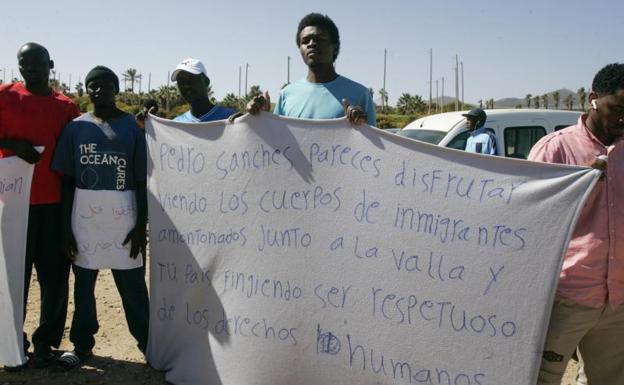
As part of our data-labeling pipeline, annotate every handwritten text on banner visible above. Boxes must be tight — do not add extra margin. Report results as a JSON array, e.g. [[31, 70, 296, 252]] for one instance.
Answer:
[[145, 113, 598, 385]]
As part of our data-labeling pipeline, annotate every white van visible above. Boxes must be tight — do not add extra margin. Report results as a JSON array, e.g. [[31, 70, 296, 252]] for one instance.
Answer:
[[398, 109, 581, 159]]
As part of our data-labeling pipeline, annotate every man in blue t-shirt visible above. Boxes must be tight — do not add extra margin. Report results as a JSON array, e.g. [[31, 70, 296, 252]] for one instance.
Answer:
[[247, 13, 375, 126], [51, 66, 149, 370], [463, 107, 497, 155], [171, 58, 235, 122]]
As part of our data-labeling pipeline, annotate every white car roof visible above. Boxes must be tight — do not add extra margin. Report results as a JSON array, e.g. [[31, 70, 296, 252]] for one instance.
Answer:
[[402, 111, 465, 132], [402, 109, 581, 132]]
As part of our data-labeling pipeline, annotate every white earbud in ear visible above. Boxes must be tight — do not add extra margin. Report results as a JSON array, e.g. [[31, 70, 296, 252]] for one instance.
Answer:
[[591, 100, 598, 110]]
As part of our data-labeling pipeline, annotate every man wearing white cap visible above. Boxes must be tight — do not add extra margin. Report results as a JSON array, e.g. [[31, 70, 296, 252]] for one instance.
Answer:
[[171, 58, 235, 122]]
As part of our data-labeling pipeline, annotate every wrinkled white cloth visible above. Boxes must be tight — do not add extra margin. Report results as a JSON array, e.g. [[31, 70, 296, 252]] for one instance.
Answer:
[[72, 188, 142, 270]]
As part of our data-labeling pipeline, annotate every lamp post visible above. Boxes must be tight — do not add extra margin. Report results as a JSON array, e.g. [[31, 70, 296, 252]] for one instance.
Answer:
[[287, 56, 291, 85], [382, 48, 387, 113], [245, 63, 249, 96], [428, 48, 432, 114]]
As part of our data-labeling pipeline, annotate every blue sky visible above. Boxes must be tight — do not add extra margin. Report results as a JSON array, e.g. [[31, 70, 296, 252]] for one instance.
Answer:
[[2, 0, 622, 105]]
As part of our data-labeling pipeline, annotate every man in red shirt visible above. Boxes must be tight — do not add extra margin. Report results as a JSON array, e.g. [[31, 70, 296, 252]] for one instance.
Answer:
[[0, 42, 80, 369], [529, 63, 624, 384]]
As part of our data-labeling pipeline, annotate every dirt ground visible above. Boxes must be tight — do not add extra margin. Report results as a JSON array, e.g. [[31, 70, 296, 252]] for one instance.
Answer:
[[0, 267, 168, 385], [0, 268, 578, 385]]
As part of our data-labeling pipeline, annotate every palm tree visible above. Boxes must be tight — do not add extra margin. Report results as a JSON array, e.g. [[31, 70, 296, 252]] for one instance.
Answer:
[[157, 85, 182, 112], [220, 93, 241, 111], [396, 93, 425, 115], [379, 88, 389, 113], [122, 68, 141, 93], [247, 85, 262, 100], [525, 94, 532, 108], [564, 94, 574, 110], [551, 91, 560, 110], [75, 82, 84, 97], [241, 85, 263, 106], [541, 94, 549, 109], [533, 95, 540, 109], [577, 87, 586, 110], [49, 78, 60, 92], [206, 84, 215, 102]]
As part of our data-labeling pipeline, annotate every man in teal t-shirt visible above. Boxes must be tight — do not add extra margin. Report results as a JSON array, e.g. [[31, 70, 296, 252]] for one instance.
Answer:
[[274, 75, 375, 126], [248, 13, 375, 126]]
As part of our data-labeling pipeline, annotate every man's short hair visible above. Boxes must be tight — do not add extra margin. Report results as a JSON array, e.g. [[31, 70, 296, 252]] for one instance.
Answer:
[[592, 63, 624, 96], [296, 13, 340, 61], [17, 42, 50, 61]]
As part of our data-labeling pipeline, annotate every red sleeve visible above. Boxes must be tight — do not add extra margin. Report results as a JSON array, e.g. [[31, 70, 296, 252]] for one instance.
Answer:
[[67, 100, 81, 121]]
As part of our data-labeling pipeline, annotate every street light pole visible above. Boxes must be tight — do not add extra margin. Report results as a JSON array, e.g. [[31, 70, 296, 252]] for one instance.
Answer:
[[383, 48, 387, 113], [166, 70, 170, 112], [245, 63, 249, 96], [429, 48, 432, 114], [441, 76, 445, 112], [455, 54, 459, 111], [435, 79, 439, 112], [238, 66, 242, 99], [461, 61, 464, 110], [287, 56, 291, 85]]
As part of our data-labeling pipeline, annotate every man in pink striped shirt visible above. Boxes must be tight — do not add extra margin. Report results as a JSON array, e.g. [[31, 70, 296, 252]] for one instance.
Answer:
[[529, 63, 624, 385]]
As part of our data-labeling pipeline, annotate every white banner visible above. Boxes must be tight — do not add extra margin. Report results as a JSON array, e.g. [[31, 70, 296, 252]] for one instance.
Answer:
[[71, 188, 141, 270], [146, 113, 599, 385], [0, 156, 34, 367]]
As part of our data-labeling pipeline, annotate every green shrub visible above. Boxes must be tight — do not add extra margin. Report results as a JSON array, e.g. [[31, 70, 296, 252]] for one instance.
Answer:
[[376, 113, 419, 129]]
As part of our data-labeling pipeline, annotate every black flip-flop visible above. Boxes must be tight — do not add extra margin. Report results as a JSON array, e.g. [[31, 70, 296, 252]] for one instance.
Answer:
[[32, 351, 57, 368]]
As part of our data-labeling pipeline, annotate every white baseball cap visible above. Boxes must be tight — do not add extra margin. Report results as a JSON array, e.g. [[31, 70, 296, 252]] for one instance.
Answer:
[[171, 58, 208, 81]]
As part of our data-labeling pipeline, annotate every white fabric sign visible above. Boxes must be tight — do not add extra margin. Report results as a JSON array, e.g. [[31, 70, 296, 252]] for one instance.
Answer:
[[72, 188, 142, 270], [0, 156, 34, 366], [146, 113, 599, 385]]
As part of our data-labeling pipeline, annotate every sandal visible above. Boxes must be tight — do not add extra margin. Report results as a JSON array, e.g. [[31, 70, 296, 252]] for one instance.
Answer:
[[33, 349, 57, 368], [55, 350, 92, 371]]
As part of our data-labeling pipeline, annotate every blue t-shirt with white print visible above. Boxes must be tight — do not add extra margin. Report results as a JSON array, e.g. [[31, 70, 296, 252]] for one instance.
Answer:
[[274, 75, 376, 126], [174, 105, 235, 122], [52, 112, 146, 191]]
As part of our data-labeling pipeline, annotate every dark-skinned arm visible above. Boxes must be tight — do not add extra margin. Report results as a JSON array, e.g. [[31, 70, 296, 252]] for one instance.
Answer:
[[61, 175, 77, 260], [123, 181, 147, 259], [0, 138, 41, 163]]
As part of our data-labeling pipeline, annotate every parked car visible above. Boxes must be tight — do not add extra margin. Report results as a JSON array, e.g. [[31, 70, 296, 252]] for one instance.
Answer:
[[397, 109, 581, 159]]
